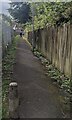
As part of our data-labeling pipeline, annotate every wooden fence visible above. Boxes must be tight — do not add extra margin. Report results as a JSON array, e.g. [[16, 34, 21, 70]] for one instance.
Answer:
[[28, 24, 72, 78]]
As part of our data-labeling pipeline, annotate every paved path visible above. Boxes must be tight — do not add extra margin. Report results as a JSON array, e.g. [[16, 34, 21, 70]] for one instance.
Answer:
[[12, 37, 63, 118]]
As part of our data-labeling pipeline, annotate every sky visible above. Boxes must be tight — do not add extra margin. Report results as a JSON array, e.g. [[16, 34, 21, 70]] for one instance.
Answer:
[[0, 1, 10, 15], [0, 0, 9, 2], [0, 0, 29, 16], [0, 0, 28, 15]]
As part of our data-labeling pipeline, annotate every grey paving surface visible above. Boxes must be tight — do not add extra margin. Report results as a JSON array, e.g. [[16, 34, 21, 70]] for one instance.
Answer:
[[12, 37, 63, 118]]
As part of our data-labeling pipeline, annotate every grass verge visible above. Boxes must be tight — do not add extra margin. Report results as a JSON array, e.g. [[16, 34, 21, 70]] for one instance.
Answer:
[[2, 36, 19, 118]]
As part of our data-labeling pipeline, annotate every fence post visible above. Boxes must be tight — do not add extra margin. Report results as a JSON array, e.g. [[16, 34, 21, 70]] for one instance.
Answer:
[[9, 82, 19, 119]]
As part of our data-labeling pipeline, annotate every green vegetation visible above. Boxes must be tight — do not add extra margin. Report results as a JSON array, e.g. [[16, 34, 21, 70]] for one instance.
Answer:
[[33, 48, 71, 94], [25, 1, 72, 31], [32, 2, 72, 28], [2, 36, 19, 118]]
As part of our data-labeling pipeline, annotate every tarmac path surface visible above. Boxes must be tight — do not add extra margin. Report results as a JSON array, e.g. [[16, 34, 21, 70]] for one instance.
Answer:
[[12, 37, 64, 118]]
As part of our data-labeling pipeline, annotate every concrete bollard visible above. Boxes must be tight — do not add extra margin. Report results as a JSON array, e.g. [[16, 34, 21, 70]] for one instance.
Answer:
[[9, 82, 19, 119]]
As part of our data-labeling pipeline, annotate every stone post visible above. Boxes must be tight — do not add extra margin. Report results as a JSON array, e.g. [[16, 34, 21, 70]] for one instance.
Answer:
[[9, 82, 19, 119]]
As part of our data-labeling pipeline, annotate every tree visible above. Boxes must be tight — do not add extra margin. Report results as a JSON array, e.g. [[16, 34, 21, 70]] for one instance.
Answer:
[[8, 2, 31, 23], [31, 1, 72, 29]]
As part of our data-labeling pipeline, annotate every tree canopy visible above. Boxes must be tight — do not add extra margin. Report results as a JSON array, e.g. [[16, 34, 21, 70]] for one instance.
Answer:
[[8, 2, 31, 23], [8, 1, 72, 30], [32, 2, 72, 29]]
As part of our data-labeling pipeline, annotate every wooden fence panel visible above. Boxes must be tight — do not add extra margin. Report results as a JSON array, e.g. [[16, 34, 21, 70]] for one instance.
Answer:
[[28, 23, 72, 78]]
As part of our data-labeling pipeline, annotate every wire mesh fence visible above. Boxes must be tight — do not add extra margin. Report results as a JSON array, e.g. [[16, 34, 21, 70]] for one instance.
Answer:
[[2, 18, 14, 56], [0, 14, 2, 120]]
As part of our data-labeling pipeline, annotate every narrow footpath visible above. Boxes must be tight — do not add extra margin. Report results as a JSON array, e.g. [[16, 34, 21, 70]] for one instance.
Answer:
[[12, 37, 64, 118]]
